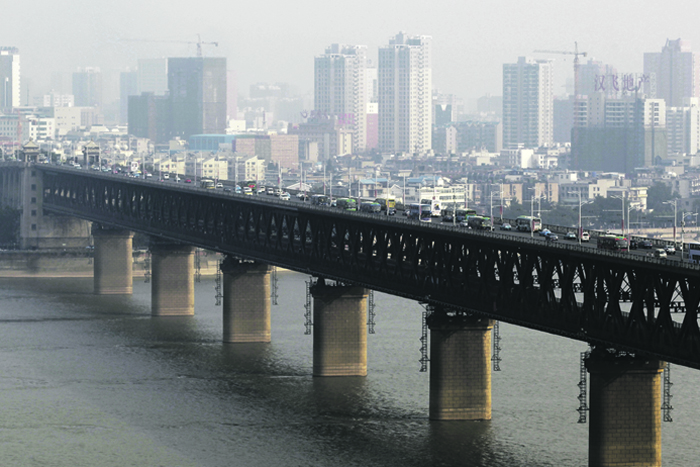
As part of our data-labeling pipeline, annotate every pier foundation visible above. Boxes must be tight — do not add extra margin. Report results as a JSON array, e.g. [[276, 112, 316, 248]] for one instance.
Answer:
[[586, 349, 664, 467], [221, 257, 271, 343], [428, 310, 494, 421], [311, 280, 368, 376], [93, 226, 133, 295], [151, 241, 195, 316]]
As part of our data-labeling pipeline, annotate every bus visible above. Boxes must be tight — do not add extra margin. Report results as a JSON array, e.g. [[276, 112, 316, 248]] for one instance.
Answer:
[[515, 215, 542, 232], [408, 203, 432, 222], [311, 194, 331, 206], [598, 234, 629, 252], [200, 179, 215, 189], [336, 198, 358, 211], [375, 197, 396, 215], [360, 202, 381, 214], [420, 199, 441, 217], [465, 215, 493, 231]]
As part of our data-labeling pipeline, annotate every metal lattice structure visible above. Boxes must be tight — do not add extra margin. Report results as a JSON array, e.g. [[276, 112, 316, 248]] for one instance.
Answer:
[[367, 290, 376, 334], [577, 349, 591, 423], [492, 320, 502, 371], [662, 362, 674, 422], [39, 166, 700, 370]]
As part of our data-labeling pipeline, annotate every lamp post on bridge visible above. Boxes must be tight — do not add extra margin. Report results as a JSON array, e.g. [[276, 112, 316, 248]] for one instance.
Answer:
[[663, 199, 678, 246]]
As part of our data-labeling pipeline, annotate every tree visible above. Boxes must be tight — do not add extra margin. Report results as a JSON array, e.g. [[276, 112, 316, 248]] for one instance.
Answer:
[[646, 182, 675, 212]]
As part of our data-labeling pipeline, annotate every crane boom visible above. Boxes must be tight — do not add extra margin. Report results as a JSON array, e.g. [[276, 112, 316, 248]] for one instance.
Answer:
[[120, 35, 218, 57]]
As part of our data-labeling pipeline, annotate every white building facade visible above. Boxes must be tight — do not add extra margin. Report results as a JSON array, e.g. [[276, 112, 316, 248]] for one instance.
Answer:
[[502, 57, 553, 149], [378, 32, 432, 154], [314, 44, 367, 153], [0, 47, 20, 109]]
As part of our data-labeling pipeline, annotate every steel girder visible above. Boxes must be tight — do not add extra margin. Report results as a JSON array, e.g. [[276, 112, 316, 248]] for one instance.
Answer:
[[39, 166, 700, 369]]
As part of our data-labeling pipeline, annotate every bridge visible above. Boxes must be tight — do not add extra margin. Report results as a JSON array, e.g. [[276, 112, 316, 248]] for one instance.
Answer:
[[4, 162, 698, 466]]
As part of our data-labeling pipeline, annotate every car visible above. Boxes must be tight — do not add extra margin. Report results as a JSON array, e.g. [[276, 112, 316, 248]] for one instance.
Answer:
[[216, 183, 224, 189], [565, 232, 577, 240], [235, 185, 242, 194], [500, 223, 512, 231], [174, 176, 181, 182], [665, 244, 676, 255], [297, 193, 309, 201], [639, 240, 654, 249], [223, 187, 232, 193], [273, 188, 282, 196], [267, 187, 275, 195], [539, 229, 551, 237], [581, 232, 590, 242], [184, 179, 192, 183], [629, 239, 638, 250], [243, 187, 253, 195], [279, 192, 291, 201], [653, 248, 667, 259], [545, 233, 559, 242], [257, 187, 266, 194]]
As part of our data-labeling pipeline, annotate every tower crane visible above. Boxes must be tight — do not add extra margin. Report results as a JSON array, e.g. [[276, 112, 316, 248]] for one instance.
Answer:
[[120, 34, 218, 57], [534, 42, 588, 125]]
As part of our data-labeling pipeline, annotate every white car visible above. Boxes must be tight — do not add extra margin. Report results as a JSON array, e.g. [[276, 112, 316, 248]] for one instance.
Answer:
[[581, 232, 590, 242], [216, 183, 223, 189], [279, 192, 291, 201]]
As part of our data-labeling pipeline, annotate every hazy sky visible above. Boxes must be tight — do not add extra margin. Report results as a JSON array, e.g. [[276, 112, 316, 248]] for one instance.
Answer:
[[6, 0, 700, 103]]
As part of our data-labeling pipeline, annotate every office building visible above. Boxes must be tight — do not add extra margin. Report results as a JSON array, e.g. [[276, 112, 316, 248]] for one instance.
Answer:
[[137, 58, 168, 95], [72, 67, 103, 107], [502, 57, 554, 148], [168, 57, 227, 139], [644, 39, 700, 108], [378, 32, 432, 154], [314, 44, 367, 153], [666, 99, 700, 156], [0, 47, 20, 108], [120, 71, 138, 125]]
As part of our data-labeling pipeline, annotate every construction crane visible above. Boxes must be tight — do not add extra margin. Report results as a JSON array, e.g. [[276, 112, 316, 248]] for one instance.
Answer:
[[534, 42, 587, 97], [120, 34, 218, 57]]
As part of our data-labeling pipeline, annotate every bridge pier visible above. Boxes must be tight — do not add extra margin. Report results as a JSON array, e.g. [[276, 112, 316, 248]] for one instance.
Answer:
[[311, 280, 368, 377], [150, 241, 195, 316], [586, 349, 664, 467], [428, 309, 494, 421], [93, 226, 134, 295], [221, 257, 271, 343]]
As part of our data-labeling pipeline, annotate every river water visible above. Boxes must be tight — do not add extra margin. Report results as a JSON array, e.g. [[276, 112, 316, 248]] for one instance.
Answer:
[[0, 271, 698, 466]]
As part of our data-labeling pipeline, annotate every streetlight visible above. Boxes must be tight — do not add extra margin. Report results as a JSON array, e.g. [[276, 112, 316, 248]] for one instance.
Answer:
[[578, 190, 594, 245], [611, 194, 627, 239], [663, 200, 678, 246]]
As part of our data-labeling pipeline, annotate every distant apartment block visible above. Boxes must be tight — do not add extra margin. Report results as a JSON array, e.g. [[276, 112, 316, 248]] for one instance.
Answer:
[[137, 58, 168, 95], [42, 92, 74, 107], [571, 95, 667, 172], [314, 44, 367, 153], [666, 99, 700, 156], [72, 67, 103, 108], [0, 47, 20, 108], [502, 57, 553, 148], [454, 121, 502, 153], [378, 32, 432, 154], [168, 57, 227, 139], [644, 39, 700, 107]]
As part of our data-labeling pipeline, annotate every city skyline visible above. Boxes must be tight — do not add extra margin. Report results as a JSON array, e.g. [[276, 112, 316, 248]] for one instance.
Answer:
[[4, 0, 700, 105]]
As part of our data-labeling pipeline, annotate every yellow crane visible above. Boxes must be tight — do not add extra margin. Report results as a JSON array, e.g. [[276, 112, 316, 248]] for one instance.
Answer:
[[121, 34, 218, 57]]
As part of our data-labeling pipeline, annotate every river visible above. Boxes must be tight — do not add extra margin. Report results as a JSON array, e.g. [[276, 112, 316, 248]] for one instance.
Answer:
[[0, 271, 698, 466]]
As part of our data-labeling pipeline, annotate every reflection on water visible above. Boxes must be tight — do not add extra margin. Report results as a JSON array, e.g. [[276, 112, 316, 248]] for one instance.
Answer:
[[0, 273, 698, 466]]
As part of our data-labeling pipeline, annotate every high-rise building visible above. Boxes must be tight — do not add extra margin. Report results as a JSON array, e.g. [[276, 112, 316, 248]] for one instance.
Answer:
[[314, 44, 367, 153], [571, 94, 666, 172], [0, 47, 20, 108], [137, 58, 168, 95], [168, 57, 227, 139], [378, 32, 432, 154], [644, 39, 700, 108], [72, 67, 103, 108], [503, 57, 553, 149], [120, 71, 138, 125], [666, 98, 700, 156]]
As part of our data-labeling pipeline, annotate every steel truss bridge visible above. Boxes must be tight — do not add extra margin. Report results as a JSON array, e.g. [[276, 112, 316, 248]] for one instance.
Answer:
[[39, 166, 700, 369]]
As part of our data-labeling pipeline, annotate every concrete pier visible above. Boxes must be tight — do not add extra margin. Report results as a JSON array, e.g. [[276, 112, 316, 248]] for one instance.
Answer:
[[93, 227, 133, 294], [586, 349, 664, 467], [221, 257, 271, 343], [150, 241, 195, 316], [311, 280, 368, 377], [428, 311, 494, 421]]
